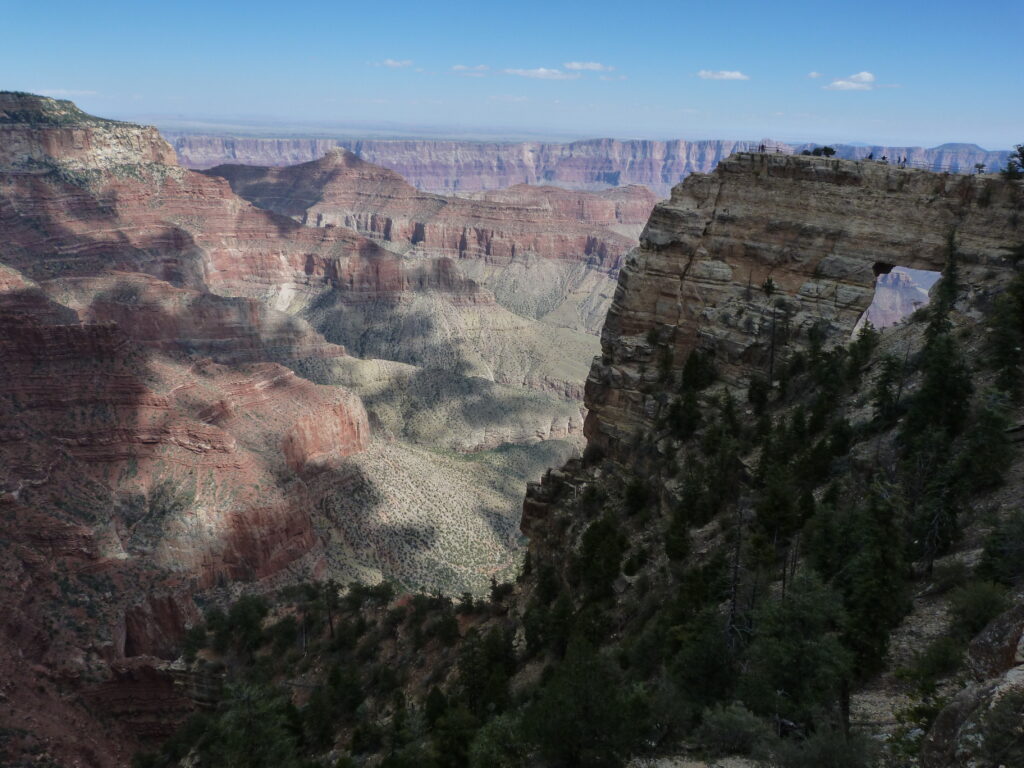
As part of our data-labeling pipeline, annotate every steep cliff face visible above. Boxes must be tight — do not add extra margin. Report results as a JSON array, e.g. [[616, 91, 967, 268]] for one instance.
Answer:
[[206, 148, 652, 272], [581, 152, 1022, 458], [167, 132, 1012, 197], [516, 155, 1023, 766], [205, 149, 654, 337]]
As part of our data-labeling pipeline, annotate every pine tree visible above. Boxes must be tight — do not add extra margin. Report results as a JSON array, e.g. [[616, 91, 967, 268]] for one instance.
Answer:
[[871, 354, 902, 424], [523, 638, 643, 767], [739, 573, 852, 727], [834, 487, 909, 676]]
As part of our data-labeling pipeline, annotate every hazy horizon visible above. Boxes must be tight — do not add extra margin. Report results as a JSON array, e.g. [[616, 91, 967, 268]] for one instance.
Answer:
[[6, 0, 1021, 150], [141, 113, 1010, 151]]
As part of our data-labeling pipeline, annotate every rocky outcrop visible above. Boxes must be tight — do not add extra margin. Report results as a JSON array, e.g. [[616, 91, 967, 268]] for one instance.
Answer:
[[1, 92, 176, 171], [579, 153, 1022, 459], [206, 149, 653, 273], [206, 149, 654, 337], [919, 600, 1024, 767], [167, 133, 1012, 197]]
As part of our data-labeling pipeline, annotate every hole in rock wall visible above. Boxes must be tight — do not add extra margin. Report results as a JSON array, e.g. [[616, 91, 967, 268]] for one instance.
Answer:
[[854, 266, 941, 334]]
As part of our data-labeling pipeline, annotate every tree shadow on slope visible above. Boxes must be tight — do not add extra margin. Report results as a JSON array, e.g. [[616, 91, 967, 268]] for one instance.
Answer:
[[309, 460, 479, 594]]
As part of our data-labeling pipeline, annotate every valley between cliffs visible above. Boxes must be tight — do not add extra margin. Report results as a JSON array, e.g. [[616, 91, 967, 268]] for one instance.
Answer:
[[125, 149, 1024, 768], [3, 89, 1023, 768], [0, 92, 608, 766]]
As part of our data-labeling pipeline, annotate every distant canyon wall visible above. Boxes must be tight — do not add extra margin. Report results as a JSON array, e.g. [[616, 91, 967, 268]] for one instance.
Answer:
[[165, 133, 1012, 197]]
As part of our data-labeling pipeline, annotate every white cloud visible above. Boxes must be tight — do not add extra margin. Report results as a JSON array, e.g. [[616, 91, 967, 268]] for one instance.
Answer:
[[380, 58, 413, 68], [503, 67, 581, 80], [36, 89, 98, 97], [452, 64, 489, 77], [564, 61, 614, 72], [825, 71, 876, 90], [698, 70, 750, 80], [600, 74, 628, 81], [807, 71, 823, 78]]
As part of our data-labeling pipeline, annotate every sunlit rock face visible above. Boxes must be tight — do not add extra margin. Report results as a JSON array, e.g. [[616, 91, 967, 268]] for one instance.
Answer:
[[0, 92, 592, 765], [577, 152, 1023, 461], [205, 148, 655, 337], [0, 94, 380, 765]]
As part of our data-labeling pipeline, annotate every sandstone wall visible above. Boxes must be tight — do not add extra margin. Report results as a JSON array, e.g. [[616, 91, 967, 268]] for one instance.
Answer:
[[580, 152, 1023, 460]]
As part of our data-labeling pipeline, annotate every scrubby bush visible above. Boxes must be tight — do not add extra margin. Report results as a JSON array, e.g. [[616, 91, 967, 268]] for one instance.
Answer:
[[979, 509, 1024, 585], [901, 636, 964, 695], [694, 702, 773, 757], [770, 725, 879, 768], [949, 581, 1007, 638]]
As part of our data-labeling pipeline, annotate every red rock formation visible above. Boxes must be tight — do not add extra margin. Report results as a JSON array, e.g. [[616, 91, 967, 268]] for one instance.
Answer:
[[0, 93, 381, 766], [205, 149, 654, 274]]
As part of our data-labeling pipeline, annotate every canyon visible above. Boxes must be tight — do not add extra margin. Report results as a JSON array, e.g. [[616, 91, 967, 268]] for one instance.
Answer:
[[166, 132, 1012, 197], [0, 92, 610, 765], [125, 143, 1024, 768], [3, 89, 1022, 768], [204, 148, 654, 337]]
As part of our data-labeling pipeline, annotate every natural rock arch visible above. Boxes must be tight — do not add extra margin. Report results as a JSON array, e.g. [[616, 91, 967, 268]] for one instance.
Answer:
[[585, 152, 1023, 454]]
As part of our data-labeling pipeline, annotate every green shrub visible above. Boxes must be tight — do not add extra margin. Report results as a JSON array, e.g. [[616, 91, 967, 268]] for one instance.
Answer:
[[979, 509, 1024, 585], [468, 713, 528, 768], [949, 581, 1007, 638], [181, 625, 207, 663], [901, 636, 964, 695], [770, 725, 879, 768], [681, 349, 718, 392], [695, 703, 773, 757], [575, 515, 627, 598]]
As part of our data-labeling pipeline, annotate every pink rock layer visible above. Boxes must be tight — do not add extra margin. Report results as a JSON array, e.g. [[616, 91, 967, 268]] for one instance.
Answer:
[[206, 148, 656, 275]]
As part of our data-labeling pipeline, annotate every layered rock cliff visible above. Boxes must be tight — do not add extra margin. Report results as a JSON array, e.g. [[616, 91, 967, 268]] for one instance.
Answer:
[[0, 93, 587, 766], [167, 132, 1012, 197], [205, 148, 654, 336], [580, 152, 1021, 458], [517, 153, 1023, 766], [206, 148, 652, 272]]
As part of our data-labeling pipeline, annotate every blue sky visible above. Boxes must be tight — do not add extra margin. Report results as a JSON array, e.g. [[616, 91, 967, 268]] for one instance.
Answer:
[[4, 0, 1021, 147]]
